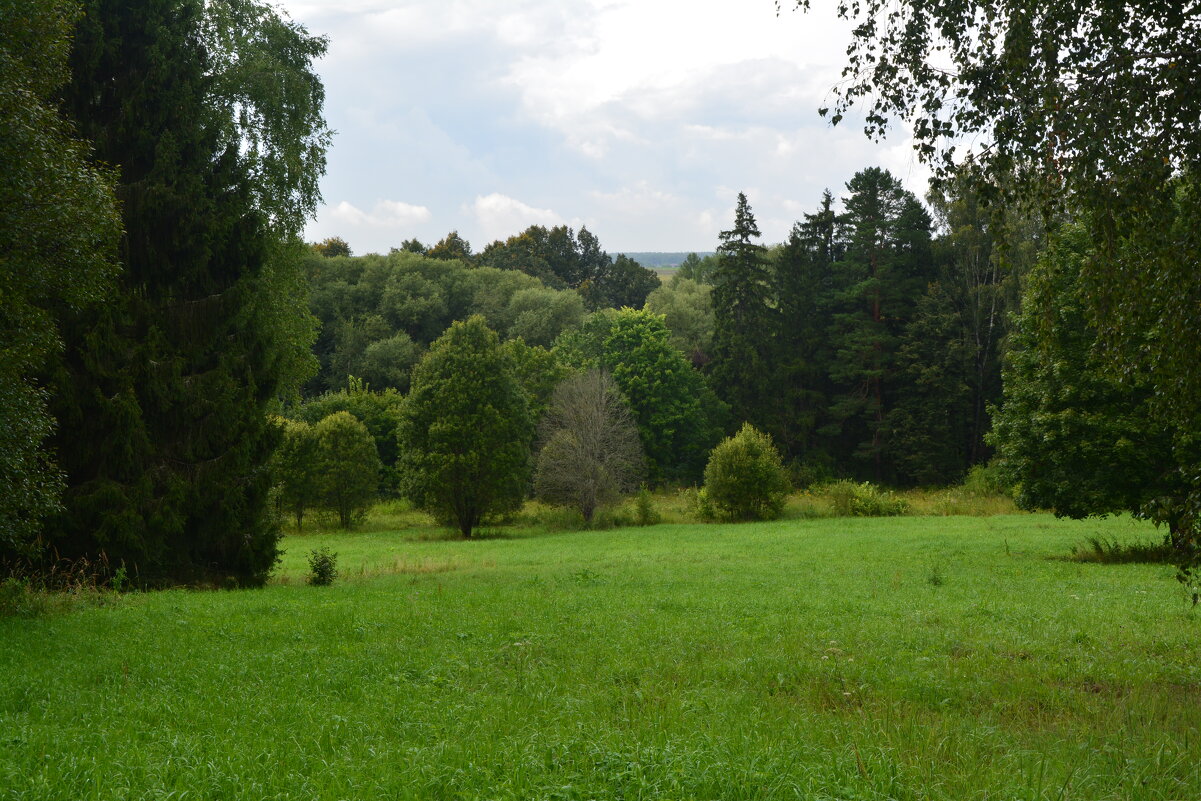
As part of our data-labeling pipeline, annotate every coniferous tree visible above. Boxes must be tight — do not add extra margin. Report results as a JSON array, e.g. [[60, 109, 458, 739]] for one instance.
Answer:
[[768, 192, 839, 463], [45, 0, 329, 584], [823, 168, 934, 482], [709, 193, 775, 429]]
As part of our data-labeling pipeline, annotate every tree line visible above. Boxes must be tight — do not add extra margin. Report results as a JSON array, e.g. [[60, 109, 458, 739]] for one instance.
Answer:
[[3, 0, 1196, 585]]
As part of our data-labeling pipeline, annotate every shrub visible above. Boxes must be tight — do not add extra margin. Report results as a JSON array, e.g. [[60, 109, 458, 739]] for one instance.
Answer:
[[702, 423, 790, 521], [633, 486, 661, 527], [0, 577, 40, 617], [307, 547, 338, 586], [826, 480, 909, 517], [961, 461, 1011, 498]]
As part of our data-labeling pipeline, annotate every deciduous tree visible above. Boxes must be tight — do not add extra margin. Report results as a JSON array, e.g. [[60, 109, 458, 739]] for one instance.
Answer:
[[0, 0, 120, 558], [990, 223, 1186, 544], [534, 370, 645, 523], [313, 411, 381, 529], [397, 317, 534, 537]]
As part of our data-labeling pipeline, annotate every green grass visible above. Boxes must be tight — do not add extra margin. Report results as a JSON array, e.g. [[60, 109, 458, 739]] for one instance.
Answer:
[[2, 512, 1198, 800]]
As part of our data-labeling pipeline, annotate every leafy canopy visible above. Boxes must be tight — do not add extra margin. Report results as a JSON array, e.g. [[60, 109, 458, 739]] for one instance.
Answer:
[[397, 316, 534, 537]]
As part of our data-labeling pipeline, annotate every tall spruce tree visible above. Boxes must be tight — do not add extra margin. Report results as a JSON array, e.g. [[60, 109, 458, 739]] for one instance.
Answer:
[[769, 192, 838, 463], [824, 168, 933, 482], [45, 0, 328, 585], [709, 193, 775, 428]]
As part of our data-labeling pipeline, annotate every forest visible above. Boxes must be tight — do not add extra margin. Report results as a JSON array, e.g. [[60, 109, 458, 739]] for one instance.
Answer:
[[2, 0, 1199, 590]]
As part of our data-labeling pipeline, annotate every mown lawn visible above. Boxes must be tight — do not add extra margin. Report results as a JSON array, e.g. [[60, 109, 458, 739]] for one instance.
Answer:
[[2, 513, 1197, 800]]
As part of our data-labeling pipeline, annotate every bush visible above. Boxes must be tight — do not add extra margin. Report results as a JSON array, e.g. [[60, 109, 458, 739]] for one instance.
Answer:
[[826, 480, 909, 517], [0, 577, 41, 617], [633, 486, 661, 527], [702, 424, 790, 521], [962, 461, 1011, 498], [307, 547, 338, 586]]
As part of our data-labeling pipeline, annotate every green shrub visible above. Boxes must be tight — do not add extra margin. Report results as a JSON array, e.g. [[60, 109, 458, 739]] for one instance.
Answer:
[[0, 577, 41, 617], [962, 461, 1011, 498], [826, 480, 909, 517], [702, 424, 790, 521], [307, 547, 338, 586], [633, 486, 661, 527]]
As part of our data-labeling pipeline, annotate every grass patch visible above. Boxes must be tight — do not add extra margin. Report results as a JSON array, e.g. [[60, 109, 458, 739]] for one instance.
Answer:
[[1070, 534, 1177, 564], [6, 513, 1195, 799]]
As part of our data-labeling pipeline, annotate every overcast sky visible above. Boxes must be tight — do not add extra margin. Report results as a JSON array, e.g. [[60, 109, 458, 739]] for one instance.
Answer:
[[276, 0, 931, 255]]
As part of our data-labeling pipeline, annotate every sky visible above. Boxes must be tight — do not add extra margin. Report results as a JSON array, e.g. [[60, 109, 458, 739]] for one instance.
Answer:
[[276, 0, 932, 255]]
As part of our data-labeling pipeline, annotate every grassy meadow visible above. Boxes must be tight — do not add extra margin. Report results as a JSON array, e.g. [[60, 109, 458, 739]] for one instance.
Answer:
[[2, 505, 1199, 800]]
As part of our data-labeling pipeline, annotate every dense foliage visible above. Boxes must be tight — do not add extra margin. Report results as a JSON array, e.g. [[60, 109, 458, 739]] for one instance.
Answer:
[[272, 418, 319, 530], [0, 0, 120, 557], [992, 224, 1186, 540], [33, 0, 328, 585], [555, 309, 727, 484], [702, 424, 790, 521], [305, 251, 583, 394], [289, 380, 403, 495], [312, 412, 381, 529], [396, 317, 534, 537], [697, 171, 1017, 486], [788, 0, 1201, 559]]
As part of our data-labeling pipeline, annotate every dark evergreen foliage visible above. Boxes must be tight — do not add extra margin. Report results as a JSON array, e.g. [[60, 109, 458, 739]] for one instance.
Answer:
[[709, 193, 775, 429], [41, 0, 328, 585]]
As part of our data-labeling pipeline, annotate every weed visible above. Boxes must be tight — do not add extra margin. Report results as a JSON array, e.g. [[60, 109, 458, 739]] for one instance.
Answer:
[[1071, 535, 1175, 564], [0, 577, 43, 618], [824, 480, 909, 517]]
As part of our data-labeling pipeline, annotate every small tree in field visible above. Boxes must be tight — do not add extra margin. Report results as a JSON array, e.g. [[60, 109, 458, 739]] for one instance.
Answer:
[[273, 418, 319, 530], [313, 412, 381, 528], [703, 423, 790, 521], [397, 316, 534, 537], [535, 370, 645, 523]]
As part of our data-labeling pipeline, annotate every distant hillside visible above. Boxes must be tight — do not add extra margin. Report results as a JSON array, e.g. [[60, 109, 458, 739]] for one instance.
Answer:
[[618, 252, 714, 269]]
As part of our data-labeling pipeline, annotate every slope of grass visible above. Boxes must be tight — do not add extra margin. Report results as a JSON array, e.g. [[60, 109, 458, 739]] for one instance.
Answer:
[[2, 514, 1197, 800]]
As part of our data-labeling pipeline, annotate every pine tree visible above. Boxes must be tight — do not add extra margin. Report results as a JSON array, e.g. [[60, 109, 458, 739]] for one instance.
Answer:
[[824, 168, 934, 482], [769, 192, 838, 463], [709, 193, 775, 428], [44, 0, 328, 584]]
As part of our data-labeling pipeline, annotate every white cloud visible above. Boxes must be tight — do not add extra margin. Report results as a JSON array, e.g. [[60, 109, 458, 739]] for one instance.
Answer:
[[327, 199, 431, 228], [282, 0, 936, 254], [469, 193, 562, 242]]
